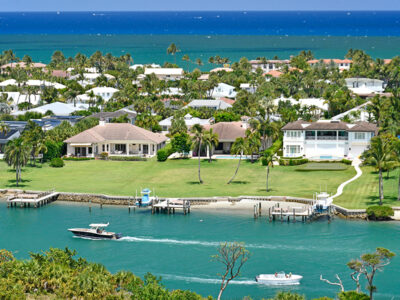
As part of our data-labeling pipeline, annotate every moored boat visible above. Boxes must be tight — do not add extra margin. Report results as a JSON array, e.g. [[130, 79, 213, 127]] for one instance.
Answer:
[[255, 272, 302, 285], [68, 223, 122, 240]]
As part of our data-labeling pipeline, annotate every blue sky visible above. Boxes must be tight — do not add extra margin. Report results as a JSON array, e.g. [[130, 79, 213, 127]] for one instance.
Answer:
[[1, 0, 399, 11]]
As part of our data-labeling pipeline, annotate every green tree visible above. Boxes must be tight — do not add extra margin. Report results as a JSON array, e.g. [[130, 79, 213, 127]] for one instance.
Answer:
[[166, 43, 180, 64], [171, 132, 192, 157], [22, 121, 47, 165], [169, 116, 188, 136], [4, 137, 31, 186], [263, 153, 278, 192], [362, 133, 397, 205], [227, 137, 247, 184], [203, 128, 219, 163], [191, 124, 205, 184]]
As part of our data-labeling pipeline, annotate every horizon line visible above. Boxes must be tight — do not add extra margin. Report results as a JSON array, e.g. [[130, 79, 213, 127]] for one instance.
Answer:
[[0, 10, 399, 13]]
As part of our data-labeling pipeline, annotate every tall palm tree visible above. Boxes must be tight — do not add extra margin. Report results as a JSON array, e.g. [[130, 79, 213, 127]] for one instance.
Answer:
[[23, 121, 47, 165], [0, 121, 10, 136], [263, 154, 278, 192], [4, 137, 31, 186], [227, 137, 248, 184], [191, 124, 205, 184], [394, 140, 400, 201], [363, 133, 397, 205], [166, 43, 180, 64], [203, 128, 219, 163], [245, 129, 261, 163]]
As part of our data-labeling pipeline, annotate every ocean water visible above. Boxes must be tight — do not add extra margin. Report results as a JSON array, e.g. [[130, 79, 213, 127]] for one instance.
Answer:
[[0, 12, 399, 67], [1, 201, 399, 299]]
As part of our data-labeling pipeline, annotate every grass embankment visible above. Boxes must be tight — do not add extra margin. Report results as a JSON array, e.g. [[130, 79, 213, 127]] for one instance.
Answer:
[[334, 166, 400, 209], [0, 159, 355, 199]]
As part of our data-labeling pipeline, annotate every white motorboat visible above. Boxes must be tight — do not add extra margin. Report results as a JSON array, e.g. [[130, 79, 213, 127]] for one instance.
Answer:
[[255, 272, 302, 285], [68, 223, 122, 240]]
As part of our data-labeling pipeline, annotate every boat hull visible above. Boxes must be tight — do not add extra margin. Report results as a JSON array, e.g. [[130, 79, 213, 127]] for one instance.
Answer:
[[256, 274, 302, 285], [68, 229, 121, 240]]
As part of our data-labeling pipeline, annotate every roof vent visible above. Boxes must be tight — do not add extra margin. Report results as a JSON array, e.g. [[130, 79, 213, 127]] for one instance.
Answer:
[[331, 120, 340, 123]]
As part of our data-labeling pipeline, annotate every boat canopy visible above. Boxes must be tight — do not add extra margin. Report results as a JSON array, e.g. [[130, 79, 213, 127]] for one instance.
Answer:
[[141, 188, 151, 194], [89, 223, 109, 228]]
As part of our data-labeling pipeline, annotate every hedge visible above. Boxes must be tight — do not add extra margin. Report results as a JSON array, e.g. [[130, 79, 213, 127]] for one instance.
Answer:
[[43, 141, 64, 161], [108, 156, 147, 161], [279, 158, 309, 166], [157, 143, 174, 162], [50, 157, 65, 168], [341, 159, 352, 165], [63, 157, 94, 161], [366, 205, 394, 220]]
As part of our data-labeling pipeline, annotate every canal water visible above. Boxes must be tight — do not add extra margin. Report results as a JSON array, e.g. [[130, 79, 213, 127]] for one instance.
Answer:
[[0, 201, 399, 299]]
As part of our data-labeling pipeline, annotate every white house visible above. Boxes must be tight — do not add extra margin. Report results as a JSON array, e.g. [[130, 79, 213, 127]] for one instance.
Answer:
[[0, 79, 66, 89], [282, 120, 377, 160], [70, 73, 115, 87], [64, 122, 167, 158], [332, 102, 371, 122], [345, 78, 386, 96], [87, 87, 119, 102], [274, 97, 328, 114], [249, 59, 290, 73], [11, 102, 89, 116], [159, 113, 211, 133], [308, 59, 352, 71], [184, 99, 232, 110], [211, 83, 237, 99], [144, 68, 184, 80], [0, 92, 41, 110], [240, 83, 257, 94]]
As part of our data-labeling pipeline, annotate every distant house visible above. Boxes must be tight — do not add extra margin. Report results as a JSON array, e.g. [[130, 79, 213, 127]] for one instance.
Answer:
[[0, 129, 21, 158], [198, 74, 210, 81], [200, 122, 247, 155], [64, 122, 167, 158], [210, 67, 233, 73], [50, 70, 71, 79], [90, 108, 137, 124], [249, 59, 290, 73], [211, 83, 237, 99], [1, 62, 46, 70], [240, 83, 257, 94], [282, 120, 377, 160], [345, 78, 386, 96], [307, 59, 352, 71], [184, 99, 232, 110], [32, 116, 84, 131], [87, 87, 119, 102], [70, 73, 115, 87], [144, 68, 184, 81], [159, 113, 210, 132], [332, 102, 371, 122], [0, 92, 41, 110], [0, 79, 66, 90], [11, 102, 89, 116]]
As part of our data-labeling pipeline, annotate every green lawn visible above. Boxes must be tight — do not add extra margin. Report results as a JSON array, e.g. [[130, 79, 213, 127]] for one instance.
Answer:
[[334, 166, 400, 209], [296, 163, 349, 171], [0, 159, 356, 200]]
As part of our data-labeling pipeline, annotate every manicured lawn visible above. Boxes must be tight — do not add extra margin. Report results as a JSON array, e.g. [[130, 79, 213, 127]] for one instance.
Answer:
[[334, 166, 400, 209], [0, 159, 356, 199], [296, 163, 349, 171]]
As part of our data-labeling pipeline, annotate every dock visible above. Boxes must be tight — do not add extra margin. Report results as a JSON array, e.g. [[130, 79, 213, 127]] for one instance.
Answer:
[[151, 198, 191, 215], [7, 191, 59, 208]]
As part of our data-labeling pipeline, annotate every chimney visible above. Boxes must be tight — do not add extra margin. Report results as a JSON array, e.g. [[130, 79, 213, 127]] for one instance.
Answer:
[[99, 119, 106, 126]]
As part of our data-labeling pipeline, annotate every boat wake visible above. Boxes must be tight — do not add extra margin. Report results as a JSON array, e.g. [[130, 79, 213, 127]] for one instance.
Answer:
[[161, 274, 257, 285]]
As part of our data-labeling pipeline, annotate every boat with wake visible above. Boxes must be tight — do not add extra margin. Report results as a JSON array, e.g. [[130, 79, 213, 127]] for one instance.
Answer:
[[255, 272, 302, 285], [68, 223, 122, 240]]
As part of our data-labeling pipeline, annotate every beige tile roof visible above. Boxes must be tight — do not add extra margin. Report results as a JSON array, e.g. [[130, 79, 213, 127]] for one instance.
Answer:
[[65, 123, 167, 144], [204, 122, 246, 141]]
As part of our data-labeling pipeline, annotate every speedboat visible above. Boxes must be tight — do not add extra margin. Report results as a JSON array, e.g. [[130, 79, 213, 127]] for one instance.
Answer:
[[255, 272, 302, 285], [68, 223, 122, 240]]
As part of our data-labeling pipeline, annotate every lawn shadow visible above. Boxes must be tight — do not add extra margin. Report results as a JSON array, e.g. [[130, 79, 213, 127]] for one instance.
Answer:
[[186, 181, 202, 185], [365, 195, 398, 206], [6, 179, 32, 188], [229, 180, 250, 185], [257, 188, 276, 192]]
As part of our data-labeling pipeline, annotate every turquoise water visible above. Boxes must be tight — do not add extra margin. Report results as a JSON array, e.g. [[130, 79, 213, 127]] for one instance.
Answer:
[[1, 201, 399, 299], [2, 35, 400, 69]]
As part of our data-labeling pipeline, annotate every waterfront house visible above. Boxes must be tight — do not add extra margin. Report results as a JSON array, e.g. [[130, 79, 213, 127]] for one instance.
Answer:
[[282, 120, 377, 160], [0, 79, 66, 90], [345, 78, 386, 96], [211, 83, 237, 99], [307, 59, 352, 71], [144, 68, 184, 81], [210, 67, 233, 73], [184, 99, 232, 110], [249, 59, 290, 73], [90, 108, 137, 124], [1, 92, 41, 110], [64, 122, 167, 158], [86, 87, 119, 102], [159, 113, 211, 133]]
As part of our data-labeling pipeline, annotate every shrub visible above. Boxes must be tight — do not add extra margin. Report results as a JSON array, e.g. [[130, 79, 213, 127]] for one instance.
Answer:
[[99, 152, 109, 160], [366, 205, 394, 220], [108, 156, 147, 161], [157, 143, 174, 162], [279, 158, 308, 166], [43, 140, 64, 161], [338, 291, 369, 300], [50, 158, 64, 168], [341, 159, 352, 165]]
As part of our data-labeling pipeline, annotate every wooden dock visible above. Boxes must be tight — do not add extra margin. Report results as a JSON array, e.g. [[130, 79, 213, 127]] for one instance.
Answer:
[[7, 191, 59, 208], [151, 198, 191, 215]]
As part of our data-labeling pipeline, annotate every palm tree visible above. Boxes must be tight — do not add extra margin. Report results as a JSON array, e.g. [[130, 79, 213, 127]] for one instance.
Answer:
[[394, 140, 400, 201], [191, 124, 204, 184], [0, 121, 10, 136], [227, 137, 248, 184], [245, 130, 261, 163], [195, 58, 203, 67], [182, 54, 190, 72], [363, 134, 397, 205], [23, 121, 47, 165], [4, 137, 31, 186], [203, 128, 219, 163], [166, 43, 180, 64], [263, 154, 278, 192]]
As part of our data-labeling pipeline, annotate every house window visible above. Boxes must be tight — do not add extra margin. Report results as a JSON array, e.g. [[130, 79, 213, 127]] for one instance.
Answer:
[[354, 132, 366, 140], [286, 145, 301, 156], [286, 131, 301, 138], [88, 147, 92, 154], [107, 144, 109, 151], [139, 144, 141, 151], [152, 145, 155, 152], [102, 145, 105, 152]]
